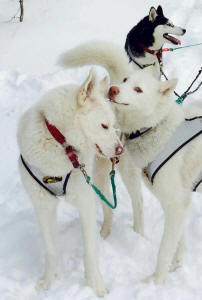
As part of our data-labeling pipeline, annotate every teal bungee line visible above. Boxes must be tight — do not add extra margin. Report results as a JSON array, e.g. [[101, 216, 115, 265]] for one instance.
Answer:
[[175, 68, 202, 105], [176, 93, 187, 104], [86, 171, 117, 209], [165, 43, 202, 52]]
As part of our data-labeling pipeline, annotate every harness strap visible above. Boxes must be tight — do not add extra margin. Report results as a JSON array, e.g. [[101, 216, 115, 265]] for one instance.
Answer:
[[45, 119, 80, 168], [139, 44, 162, 64], [21, 155, 71, 196], [127, 44, 155, 69], [126, 127, 152, 140], [45, 119, 119, 209], [193, 177, 202, 191], [145, 117, 202, 184], [21, 155, 55, 196]]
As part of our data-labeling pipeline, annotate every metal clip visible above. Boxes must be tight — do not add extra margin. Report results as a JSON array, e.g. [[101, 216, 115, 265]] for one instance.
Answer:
[[112, 157, 119, 171], [80, 164, 88, 179]]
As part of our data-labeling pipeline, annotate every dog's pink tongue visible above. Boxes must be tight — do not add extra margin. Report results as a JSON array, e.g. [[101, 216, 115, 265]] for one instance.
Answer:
[[166, 34, 181, 45]]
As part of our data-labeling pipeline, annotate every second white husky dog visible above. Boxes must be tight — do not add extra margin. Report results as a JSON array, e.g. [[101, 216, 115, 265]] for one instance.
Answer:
[[107, 66, 202, 284], [59, 42, 202, 285], [17, 68, 123, 297]]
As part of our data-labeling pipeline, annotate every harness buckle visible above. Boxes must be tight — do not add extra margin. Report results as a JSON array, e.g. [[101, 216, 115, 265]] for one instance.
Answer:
[[80, 164, 88, 179]]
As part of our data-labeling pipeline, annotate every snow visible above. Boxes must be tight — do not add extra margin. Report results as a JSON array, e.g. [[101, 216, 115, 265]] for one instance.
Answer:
[[0, 0, 202, 299]]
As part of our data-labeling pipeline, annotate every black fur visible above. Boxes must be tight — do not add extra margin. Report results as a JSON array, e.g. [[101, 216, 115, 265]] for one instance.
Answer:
[[125, 6, 168, 59]]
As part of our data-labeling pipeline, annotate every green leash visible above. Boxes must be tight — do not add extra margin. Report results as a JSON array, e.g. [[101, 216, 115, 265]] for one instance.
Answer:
[[80, 158, 118, 209]]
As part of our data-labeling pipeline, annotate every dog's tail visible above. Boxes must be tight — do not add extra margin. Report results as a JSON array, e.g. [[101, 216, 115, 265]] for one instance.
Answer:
[[58, 41, 131, 83]]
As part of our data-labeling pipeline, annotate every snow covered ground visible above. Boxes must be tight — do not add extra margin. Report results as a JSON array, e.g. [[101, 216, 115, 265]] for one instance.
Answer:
[[0, 0, 202, 299]]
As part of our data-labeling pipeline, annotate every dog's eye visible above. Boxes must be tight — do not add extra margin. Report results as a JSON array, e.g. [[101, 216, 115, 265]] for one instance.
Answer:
[[123, 77, 128, 83], [101, 123, 109, 130], [134, 87, 143, 93], [167, 22, 174, 27]]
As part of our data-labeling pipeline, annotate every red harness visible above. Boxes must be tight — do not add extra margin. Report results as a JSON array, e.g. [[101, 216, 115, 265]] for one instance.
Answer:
[[45, 119, 120, 168], [45, 119, 80, 168], [139, 44, 163, 65]]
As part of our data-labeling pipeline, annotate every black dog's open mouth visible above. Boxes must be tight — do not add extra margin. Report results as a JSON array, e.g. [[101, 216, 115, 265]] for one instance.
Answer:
[[163, 34, 181, 45]]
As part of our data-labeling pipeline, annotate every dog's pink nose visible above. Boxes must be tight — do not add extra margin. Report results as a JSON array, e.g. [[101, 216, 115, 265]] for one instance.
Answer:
[[115, 144, 124, 156], [108, 86, 120, 100]]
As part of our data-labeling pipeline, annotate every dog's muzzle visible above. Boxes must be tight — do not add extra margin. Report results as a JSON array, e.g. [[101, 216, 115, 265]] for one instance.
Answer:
[[108, 86, 120, 101]]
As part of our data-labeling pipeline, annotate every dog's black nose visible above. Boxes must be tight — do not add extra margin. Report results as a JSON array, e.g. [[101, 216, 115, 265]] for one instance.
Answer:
[[182, 29, 186, 34]]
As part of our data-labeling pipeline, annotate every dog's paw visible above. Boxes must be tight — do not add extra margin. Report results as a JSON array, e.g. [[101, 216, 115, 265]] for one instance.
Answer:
[[87, 272, 107, 297], [35, 273, 57, 291], [142, 273, 155, 284], [133, 225, 144, 237], [100, 226, 110, 239], [169, 260, 182, 272], [143, 273, 167, 285]]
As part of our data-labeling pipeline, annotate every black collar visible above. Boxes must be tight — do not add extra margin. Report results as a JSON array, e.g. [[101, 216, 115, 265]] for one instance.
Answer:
[[127, 44, 156, 69], [132, 59, 155, 69], [126, 127, 152, 140]]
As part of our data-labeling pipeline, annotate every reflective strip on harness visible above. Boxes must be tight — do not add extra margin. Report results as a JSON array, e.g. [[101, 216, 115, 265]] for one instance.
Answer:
[[193, 171, 202, 191], [145, 117, 202, 185], [21, 155, 71, 196]]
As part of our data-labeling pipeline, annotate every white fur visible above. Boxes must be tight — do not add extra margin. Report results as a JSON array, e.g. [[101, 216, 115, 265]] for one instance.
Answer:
[[17, 68, 122, 297], [109, 65, 202, 283], [58, 41, 133, 84], [59, 42, 147, 237], [59, 42, 202, 285], [123, 68, 202, 284], [108, 65, 202, 283], [59, 41, 151, 238]]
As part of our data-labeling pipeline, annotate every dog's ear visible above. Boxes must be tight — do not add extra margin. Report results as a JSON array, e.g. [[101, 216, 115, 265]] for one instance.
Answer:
[[158, 78, 178, 96], [99, 76, 109, 96], [157, 5, 164, 16], [77, 67, 96, 106], [149, 7, 158, 22]]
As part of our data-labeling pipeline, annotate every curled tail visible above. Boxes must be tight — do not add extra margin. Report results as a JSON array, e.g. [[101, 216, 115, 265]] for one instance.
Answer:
[[58, 41, 131, 83]]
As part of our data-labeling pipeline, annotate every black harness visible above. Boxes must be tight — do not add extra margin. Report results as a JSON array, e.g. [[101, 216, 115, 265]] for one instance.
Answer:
[[21, 155, 71, 196], [125, 117, 202, 191], [126, 127, 152, 140], [126, 44, 157, 69]]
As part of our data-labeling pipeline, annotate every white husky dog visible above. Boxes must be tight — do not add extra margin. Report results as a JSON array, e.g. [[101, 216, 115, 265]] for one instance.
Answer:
[[17, 68, 123, 297], [58, 41, 146, 238], [59, 42, 202, 284]]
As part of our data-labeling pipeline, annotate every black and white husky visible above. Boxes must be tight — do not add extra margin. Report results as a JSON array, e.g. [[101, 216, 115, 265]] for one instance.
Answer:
[[125, 6, 186, 74]]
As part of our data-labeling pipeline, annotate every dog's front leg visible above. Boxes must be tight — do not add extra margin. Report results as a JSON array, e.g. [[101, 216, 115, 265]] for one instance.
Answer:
[[118, 150, 144, 236], [170, 234, 186, 272], [71, 169, 106, 297], [19, 160, 59, 291], [93, 156, 113, 239], [34, 196, 59, 291], [153, 191, 190, 284]]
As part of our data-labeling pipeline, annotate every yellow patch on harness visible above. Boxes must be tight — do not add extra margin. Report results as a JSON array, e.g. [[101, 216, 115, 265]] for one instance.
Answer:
[[43, 176, 63, 184]]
